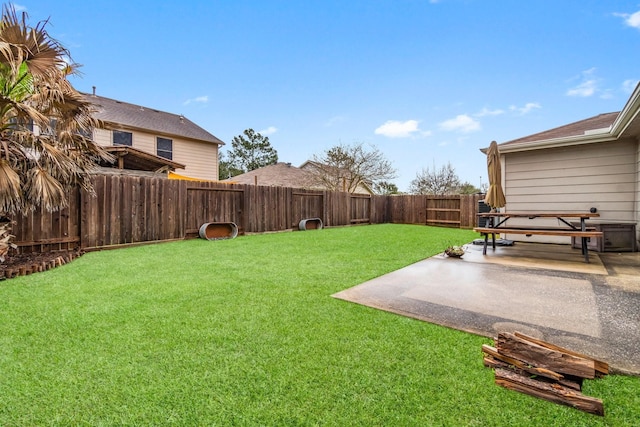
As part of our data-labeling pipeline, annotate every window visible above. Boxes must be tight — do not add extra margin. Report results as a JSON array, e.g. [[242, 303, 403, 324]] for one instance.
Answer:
[[157, 137, 173, 160], [40, 118, 57, 136], [7, 118, 34, 132], [113, 130, 133, 146]]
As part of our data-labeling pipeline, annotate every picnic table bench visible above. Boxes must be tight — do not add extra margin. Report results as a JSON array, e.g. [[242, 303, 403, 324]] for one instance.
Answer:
[[474, 212, 603, 263]]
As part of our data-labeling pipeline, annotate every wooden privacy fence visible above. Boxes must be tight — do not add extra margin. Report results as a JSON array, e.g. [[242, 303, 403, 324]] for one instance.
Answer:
[[11, 174, 482, 254]]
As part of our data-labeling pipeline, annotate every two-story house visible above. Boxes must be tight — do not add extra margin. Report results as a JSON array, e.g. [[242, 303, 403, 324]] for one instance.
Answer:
[[86, 91, 224, 181]]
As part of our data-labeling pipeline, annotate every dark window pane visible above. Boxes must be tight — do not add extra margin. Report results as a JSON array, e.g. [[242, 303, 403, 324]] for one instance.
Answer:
[[157, 137, 172, 160], [113, 130, 132, 146]]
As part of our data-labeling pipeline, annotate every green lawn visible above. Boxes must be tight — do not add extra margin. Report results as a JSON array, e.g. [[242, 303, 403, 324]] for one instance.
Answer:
[[1, 224, 638, 425]]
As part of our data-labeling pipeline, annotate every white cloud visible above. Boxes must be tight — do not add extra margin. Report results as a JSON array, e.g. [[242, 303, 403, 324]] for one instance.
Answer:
[[600, 89, 614, 99], [622, 79, 638, 93], [374, 119, 422, 138], [259, 126, 278, 135], [567, 80, 597, 97], [183, 95, 209, 106], [325, 115, 346, 127], [509, 102, 541, 115], [438, 114, 481, 133], [566, 68, 599, 97], [12, 4, 26, 12], [614, 11, 640, 29], [475, 107, 504, 117]]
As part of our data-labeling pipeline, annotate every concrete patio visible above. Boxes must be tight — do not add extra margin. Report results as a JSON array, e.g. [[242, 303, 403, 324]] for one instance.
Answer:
[[333, 242, 640, 375]]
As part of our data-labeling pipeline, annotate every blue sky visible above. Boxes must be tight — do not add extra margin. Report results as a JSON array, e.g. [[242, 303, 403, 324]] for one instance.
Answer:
[[17, 0, 640, 191]]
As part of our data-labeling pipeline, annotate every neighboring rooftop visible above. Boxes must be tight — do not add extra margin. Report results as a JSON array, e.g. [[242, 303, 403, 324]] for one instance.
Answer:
[[84, 92, 224, 145], [222, 162, 317, 188], [502, 112, 619, 146]]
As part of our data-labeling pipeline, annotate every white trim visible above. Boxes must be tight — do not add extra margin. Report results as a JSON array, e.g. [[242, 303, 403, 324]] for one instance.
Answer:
[[610, 82, 640, 136], [495, 132, 616, 154]]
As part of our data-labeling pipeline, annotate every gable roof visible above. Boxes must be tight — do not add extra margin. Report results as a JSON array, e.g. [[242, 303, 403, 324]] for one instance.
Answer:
[[221, 162, 317, 188], [84, 93, 224, 145]]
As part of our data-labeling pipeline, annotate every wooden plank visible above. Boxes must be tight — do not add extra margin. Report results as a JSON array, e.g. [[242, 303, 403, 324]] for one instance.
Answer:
[[428, 219, 461, 224], [14, 237, 80, 246], [120, 176, 132, 243], [350, 218, 370, 224], [474, 227, 602, 238], [292, 192, 324, 196], [477, 212, 600, 218], [514, 332, 609, 377], [497, 333, 596, 379], [186, 186, 244, 192], [482, 345, 566, 383], [494, 368, 604, 416], [483, 357, 582, 391]]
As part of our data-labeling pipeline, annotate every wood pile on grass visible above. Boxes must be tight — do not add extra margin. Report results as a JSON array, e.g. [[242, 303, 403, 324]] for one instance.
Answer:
[[483, 332, 608, 416]]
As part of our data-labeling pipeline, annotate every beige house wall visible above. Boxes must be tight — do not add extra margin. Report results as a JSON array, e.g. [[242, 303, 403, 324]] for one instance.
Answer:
[[172, 138, 218, 181], [94, 128, 219, 181], [92, 128, 112, 146], [502, 138, 638, 244], [636, 139, 640, 243]]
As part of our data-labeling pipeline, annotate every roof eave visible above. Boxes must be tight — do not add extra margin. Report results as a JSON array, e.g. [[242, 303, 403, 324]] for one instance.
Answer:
[[102, 120, 224, 146], [610, 81, 640, 136], [495, 132, 617, 154]]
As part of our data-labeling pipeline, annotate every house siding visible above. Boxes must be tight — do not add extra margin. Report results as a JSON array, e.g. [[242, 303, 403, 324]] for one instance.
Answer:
[[636, 140, 640, 244], [172, 138, 218, 181], [503, 139, 637, 243], [94, 128, 219, 181], [93, 128, 111, 146]]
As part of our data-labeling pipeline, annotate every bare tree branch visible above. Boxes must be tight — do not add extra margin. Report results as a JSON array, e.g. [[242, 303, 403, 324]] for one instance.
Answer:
[[309, 142, 397, 193]]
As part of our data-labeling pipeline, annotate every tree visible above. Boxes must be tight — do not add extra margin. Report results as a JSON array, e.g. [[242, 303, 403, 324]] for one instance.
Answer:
[[409, 162, 463, 195], [309, 142, 397, 193], [373, 181, 399, 195], [458, 182, 481, 195], [225, 128, 278, 175], [218, 151, 242, 180], [0, 5, 111, 215]]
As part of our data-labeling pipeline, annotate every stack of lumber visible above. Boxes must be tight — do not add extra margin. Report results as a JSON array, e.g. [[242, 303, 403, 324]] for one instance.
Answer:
[[483, 332, 609, 416]]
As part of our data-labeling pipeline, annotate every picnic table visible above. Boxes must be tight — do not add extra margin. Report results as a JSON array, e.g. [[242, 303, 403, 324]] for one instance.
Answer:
[[474, 212, 603, 263]]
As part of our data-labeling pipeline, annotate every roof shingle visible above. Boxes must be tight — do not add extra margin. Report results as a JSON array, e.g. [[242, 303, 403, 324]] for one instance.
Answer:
[[84, 93, 224, 145], [222, 162, 317, 188], [502, 112, 619, 146]]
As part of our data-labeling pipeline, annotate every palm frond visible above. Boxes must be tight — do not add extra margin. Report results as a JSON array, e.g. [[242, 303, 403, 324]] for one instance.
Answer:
[[25, 167, 66, 212], [0, 4, 110, 215], [0, 159, 21, 212]]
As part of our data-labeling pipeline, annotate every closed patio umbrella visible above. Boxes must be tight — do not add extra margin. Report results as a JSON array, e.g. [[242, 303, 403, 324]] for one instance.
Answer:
[[484, 140, 506, 210]]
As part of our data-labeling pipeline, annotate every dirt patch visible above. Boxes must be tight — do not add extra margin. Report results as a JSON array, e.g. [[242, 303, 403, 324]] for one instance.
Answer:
[[1, 250, 83, 280]]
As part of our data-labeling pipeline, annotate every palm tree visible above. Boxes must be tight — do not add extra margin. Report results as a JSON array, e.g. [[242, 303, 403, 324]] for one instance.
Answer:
[[0, 4, 111, 258], [0, 5, 111, 214]]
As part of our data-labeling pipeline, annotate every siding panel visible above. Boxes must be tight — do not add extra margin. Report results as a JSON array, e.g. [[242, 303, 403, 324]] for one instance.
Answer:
[[505, 140, 637, 222]]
